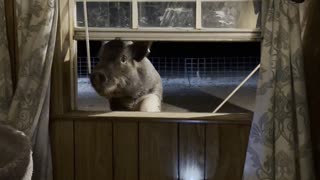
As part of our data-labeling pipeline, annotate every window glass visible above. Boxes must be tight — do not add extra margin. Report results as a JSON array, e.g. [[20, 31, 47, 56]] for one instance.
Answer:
[[76, 2, 132, 28], [202, 1, 261, 29], [138, 2, 196, 28]]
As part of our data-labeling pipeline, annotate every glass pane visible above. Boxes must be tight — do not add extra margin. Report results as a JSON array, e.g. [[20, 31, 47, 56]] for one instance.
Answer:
[[202, 1, 261, 29], [138, 2, 195, 27], [76, 2, 131, 28]]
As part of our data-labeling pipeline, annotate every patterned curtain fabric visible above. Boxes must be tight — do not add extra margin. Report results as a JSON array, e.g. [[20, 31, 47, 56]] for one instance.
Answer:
[[243, 0, 315, 180], [0, 0, 57, 179]]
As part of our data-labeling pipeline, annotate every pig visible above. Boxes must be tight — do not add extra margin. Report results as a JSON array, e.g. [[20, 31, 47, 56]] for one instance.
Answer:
[[90, 40, 163, 112]]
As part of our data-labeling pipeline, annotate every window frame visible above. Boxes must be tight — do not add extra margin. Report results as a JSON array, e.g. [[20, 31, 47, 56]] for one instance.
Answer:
[[73, 0, 262, 41], [51, 0, 258, 121]]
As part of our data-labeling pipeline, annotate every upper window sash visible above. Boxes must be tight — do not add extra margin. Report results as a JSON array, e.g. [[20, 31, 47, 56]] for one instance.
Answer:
[[74, 0, 262, 41]]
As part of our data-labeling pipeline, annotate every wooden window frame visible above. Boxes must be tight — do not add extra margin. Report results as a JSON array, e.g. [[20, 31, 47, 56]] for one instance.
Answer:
[[51, 0, 257, 123], [73, 0, 262, 41]]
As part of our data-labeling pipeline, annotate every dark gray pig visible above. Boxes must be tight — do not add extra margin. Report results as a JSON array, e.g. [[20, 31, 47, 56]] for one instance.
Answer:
[[90, 40, 162, 112]]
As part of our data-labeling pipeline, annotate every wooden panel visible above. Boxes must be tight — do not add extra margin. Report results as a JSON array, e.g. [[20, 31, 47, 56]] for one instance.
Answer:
[[50, 119, 74, 180], [205, 124, 250, 180], [113, 122, 138, 180], [74, 120, 113, 180], [179, 124, 205, 180], [140, 122, 178, 180]]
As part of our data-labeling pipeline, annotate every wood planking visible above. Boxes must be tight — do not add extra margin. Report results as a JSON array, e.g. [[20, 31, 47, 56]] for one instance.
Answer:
[[50, 119, 74, 180], [179, 123, 205, 180], [51, 116, 251, 180], [74, 120, 113, 180], [204, 124, 219, 180], [113, 122, 139, 180], [139, 122, 178, 180], [205, 124, 250, 180]]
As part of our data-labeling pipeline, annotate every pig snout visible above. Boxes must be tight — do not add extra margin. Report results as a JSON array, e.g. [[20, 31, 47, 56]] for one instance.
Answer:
[[90, 71, 108, 91], [90, 71, 107, 85], [90, 71, 119, 98]]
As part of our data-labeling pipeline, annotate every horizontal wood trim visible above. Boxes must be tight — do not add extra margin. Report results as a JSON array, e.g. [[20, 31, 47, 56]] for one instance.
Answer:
[[51, 111, 253, 124], [75, 0, 260, 2], [74, 30, 261, 42]]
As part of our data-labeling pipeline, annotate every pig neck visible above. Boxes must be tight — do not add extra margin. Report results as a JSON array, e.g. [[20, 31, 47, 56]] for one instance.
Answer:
[[135, 58, 162, 97], [112, 58, 161, 108]]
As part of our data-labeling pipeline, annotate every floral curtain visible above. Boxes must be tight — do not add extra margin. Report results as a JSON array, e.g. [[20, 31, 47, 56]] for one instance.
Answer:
[[243, 0, 315, 180], [0, 0, 57, 179]]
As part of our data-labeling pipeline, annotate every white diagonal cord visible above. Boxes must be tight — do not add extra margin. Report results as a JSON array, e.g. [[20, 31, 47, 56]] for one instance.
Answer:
[[212, 64, 261, 113], [83, 0, 91, 74]]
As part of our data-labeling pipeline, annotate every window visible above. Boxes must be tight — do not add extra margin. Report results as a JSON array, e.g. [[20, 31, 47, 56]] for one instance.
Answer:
[[72, 0, 262, 113], [74, 0, 262, 41]]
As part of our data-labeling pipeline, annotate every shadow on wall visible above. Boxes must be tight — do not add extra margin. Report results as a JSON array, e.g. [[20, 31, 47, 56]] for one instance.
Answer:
[[162, 85, 251, 113], [302, 0, 320, 178]]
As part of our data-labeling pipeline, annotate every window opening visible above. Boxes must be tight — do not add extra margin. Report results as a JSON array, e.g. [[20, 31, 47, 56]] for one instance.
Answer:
[[74, 0, 262, 113], [76, 41, 260, 112]]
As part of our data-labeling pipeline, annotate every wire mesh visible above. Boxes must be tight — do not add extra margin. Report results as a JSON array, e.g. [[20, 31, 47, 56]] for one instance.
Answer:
[[77, 56, 260, 78]]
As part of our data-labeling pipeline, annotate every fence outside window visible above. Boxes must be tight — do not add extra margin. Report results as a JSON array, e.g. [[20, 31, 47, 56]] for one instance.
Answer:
[[77, 56, 260, 78]]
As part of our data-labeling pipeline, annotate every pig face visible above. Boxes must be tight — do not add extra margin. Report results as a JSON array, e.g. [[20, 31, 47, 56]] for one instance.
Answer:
[[90, 40, 157, 101]]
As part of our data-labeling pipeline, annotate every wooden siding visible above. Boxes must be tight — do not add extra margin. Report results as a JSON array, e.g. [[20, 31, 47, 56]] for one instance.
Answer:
[[51, 114, 251, 180]]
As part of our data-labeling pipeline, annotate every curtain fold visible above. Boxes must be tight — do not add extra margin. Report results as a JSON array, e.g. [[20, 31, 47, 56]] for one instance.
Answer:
[[243, 0, 315, 180], [0, 0, 57, 179], [0, 0, 13, 122]]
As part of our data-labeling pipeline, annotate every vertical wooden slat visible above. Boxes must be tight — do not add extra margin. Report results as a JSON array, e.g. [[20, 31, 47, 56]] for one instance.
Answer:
[[140, 122, 178, 180], [51, 119, 74, 180], [74, 120, 113, 180], [113, 122, 138, 180], [196, 0, 202, 29], [52, 0, 73, 115], [205, 124, 250, 180], [239, 125, 251, 174], [204, 124, 219, 180], [179, 123, 205, 180], [132, 0, 138, 29]]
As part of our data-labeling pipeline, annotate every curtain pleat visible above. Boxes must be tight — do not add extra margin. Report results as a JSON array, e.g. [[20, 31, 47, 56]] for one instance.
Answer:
[[243, 1, 315, 179], [0, 0, 57, 179]]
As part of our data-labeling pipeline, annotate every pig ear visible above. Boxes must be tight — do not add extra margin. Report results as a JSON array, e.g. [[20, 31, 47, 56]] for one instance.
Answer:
[[131, 41, 152, 62]]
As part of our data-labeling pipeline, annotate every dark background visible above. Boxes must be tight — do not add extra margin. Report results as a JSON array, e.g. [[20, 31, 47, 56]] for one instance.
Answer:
[[77, 41, 261, 58]]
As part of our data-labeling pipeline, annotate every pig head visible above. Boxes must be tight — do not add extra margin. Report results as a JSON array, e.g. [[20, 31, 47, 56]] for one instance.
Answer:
[[90, 40, 163, 112]]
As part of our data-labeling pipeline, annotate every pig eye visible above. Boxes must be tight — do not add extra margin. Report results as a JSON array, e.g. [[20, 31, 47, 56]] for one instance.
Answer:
[[120, 55, 127, 64]]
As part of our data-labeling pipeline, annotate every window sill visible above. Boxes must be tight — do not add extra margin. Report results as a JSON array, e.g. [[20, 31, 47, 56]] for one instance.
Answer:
[[52, 111, 253, 124]]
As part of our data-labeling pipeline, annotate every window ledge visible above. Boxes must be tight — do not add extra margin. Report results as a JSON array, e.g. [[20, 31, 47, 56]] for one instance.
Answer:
[[52, 111, 253, 124]]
